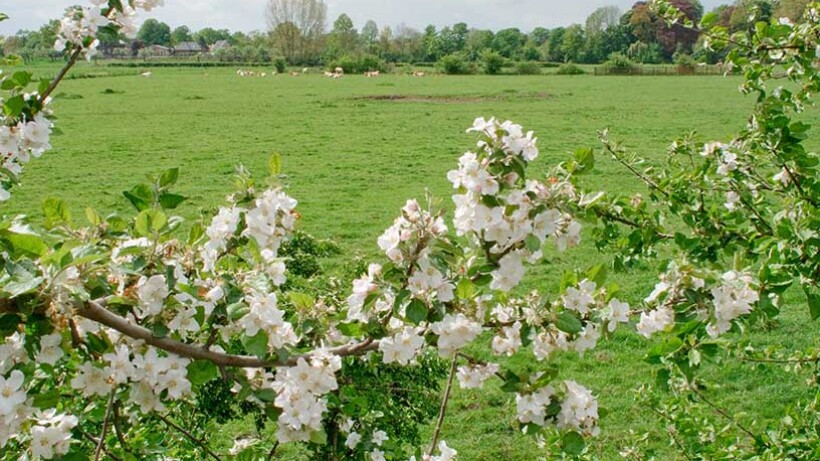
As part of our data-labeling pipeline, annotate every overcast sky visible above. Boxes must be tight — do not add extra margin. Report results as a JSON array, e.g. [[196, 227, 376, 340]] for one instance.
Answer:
[[1, 0, 726, 35]]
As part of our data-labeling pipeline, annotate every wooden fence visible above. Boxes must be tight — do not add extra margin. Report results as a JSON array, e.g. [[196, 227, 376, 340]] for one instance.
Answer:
[[593, 65, 728, 76]]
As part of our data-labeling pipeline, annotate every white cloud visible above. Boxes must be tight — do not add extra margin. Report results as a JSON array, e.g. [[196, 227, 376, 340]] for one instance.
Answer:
[[1, 0, 725, 35]]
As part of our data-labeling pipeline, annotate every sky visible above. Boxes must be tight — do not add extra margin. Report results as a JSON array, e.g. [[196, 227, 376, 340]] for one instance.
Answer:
[[1, 0, 726, 35]]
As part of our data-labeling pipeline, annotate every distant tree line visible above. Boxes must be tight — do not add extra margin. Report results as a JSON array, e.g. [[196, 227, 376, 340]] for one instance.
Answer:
[[1, 0, 811, 67]]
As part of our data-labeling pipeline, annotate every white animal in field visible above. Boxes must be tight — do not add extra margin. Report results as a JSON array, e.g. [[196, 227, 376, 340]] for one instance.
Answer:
[[324, 71, 335, 77], [365, 70, 381, 77], [302, 67, 309, 74], [261, 72, 267, 77], [334, 67, 344, 75], [141, 71, 152, 77], [290, 71, 301, 76], [412, 71, 426, 77], [332, 72, 343, 79]]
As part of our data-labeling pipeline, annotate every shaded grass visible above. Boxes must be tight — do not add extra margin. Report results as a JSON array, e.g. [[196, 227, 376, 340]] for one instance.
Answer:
[[5, 62, 818, 460]]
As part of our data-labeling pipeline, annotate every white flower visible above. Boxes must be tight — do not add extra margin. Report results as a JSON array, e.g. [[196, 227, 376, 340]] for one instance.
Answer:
[[37, 334, 64, 366], [490, 251, 525, 292], [136, 275, 169, 317], [380, 327, 425, 365], [557, 381, 599, 436], [562, 279, 596, 314], [431, 441, 458, 461], [228, 438, 257, 456], [70, 363, 112, 397], [516, 386, 555, 426], [706, 271, 758, 338], [602, 299, 630, 332], [372, 429, 388, 446], [636, 307, 674, 338], [103, 345, 136, 385], [724, 191, 740, 210], [344, 431, 362, 449], [491, 322, 522, 356], [456, 363, 499, 389], [168, 306, 200, 339], [370, 449, 386, 461], [430, 314, 483, 357], [0, 370, 27, 417]]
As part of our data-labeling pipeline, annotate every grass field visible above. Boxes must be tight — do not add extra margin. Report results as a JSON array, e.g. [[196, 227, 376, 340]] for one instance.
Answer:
[[5, 62, 818, 460]]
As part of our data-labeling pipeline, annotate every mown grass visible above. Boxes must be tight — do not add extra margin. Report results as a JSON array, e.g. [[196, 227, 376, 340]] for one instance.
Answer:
[[6, 61, 818, 460]]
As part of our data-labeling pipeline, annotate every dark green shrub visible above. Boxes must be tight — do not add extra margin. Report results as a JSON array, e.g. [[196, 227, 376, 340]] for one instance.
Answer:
[[439, 53, 472, 75], [515, 61, 542, 75], [481, 49, 505, 75], [273, 57, 286, 73], [330, 54, 386, 74], [604, 53, 638, 73], [556, 63, 586, 75]]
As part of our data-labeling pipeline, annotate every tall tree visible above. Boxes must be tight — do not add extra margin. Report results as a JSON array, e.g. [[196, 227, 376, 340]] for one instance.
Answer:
[[137, 19, 171, 46], [529, 27, 551, 46], [266, 0, 327, 64], [586, 5, 622, 36], [492, 28, 526, 58], [561, 24, 586, 62], [361, 20, 379, 53], [327, 13, 358, 59], [171, 26, 192, 45]]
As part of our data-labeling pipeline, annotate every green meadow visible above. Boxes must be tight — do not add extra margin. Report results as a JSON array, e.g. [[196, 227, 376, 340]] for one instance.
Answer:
[[6, 63, 818, 459]]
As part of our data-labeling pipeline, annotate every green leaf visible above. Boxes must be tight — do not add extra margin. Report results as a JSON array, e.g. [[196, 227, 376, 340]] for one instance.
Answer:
[[455, 278, 475, 299], [0, 13, 9, 22], [288, 292, 315, 310], [122, 184, 154, 211], [309, 428, 327, 445], [555, 312, 583, 335], [134, 209, 167, 236], [5, 232, 47, 257], [158, 193, 186, 210], [242, 332, 268, 358], [337, 322, 363, 337], [187, 360, 219, 386], [158, 168, 179, 188], [805, 286, 819, 321], [3, 95, 26, 117], [586, 264, 607, 287], [32, 389, 61, 409], [85, 207, 102, 226], [268, 153, 282, 176], [646, 337, 684, 362], [700, 11, 718, 29], [12, 71, 31, 88], [571, 148, 595, 174], [42, 197, 72, 228], [562, 431, 585, 456], [406, 299, 428, 325], [0, 313, 22, 335]]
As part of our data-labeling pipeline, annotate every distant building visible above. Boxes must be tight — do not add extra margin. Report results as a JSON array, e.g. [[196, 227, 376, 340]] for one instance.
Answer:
[[172, 42, 206, 56], [142, 45, 171, 57], [210, 40, 231, 54]]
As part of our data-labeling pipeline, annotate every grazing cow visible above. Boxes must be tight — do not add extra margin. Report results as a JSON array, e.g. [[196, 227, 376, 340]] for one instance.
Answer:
[[324, 71, 335, 77], [141, 71, 152, 77], [289, 71, 300, 76], [334, 67, 344, 75], [302, 67, 309, 74], [365, 70, 381, 77], [332, 72, 343, 79], [412, 71, 426, 77], [261, 72, 267, 77]]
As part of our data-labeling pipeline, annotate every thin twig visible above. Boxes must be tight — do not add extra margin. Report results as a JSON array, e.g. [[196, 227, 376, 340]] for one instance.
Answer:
[[739, 356, 820, 364], [266, 441, 280, 461], [40, 47, 83, 104], [112, 402, 132, 454], [647, 406, 695, 461], [688, 384, 759, 442], [604, 143, 670, 198], [156, 413, 223, 461], [79, 428, 123, 461], [428, 355, 458, 456], [94, 390, 116, 461]]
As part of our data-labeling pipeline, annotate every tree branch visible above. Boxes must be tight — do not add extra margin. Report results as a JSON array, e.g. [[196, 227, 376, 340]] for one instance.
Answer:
[[40, 47, 83, 104], [428, 355, 458, 456], [94, 390, 116, 461], [79, 428, 123, 461], [75, 299, 379, 368]]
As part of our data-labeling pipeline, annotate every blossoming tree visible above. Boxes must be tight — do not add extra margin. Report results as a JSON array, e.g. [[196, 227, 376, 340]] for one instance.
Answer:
[[0, 1, 817, 460]]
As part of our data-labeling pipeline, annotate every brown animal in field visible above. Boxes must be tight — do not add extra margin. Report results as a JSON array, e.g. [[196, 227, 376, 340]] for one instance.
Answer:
[[289, 71, 300, 76]]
